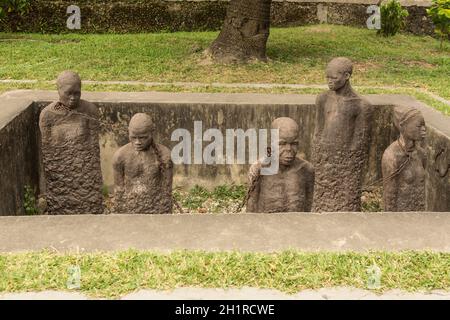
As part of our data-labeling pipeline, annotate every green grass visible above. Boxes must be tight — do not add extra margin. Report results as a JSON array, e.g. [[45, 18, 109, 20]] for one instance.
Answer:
[[0, 250, 448, 298], [0, 25, 449, 107], [173, 184, 246, 213], [172, 184, 381, 213]]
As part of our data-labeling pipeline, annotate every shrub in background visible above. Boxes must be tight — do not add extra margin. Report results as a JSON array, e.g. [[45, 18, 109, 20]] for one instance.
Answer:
[[378, 0, 409, 37], [427, 0, 450, 49], [0, 0, 31, 31]]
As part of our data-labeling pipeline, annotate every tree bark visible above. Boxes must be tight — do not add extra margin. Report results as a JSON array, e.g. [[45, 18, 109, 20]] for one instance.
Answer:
[[205, 0, 272, 63]]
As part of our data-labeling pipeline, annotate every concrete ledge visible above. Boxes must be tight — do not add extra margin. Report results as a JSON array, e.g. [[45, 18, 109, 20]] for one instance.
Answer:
[[0, 212, 449, 253], [2, 90, 449, 136]]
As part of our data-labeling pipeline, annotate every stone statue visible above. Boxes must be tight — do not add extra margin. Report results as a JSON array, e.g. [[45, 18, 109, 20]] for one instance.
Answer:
[[382, 105, 426, 211], [312, 57, 372, 212], [246, 117, 315, 213], [39, 71, 104, 214], [112, 113, 173, 214]]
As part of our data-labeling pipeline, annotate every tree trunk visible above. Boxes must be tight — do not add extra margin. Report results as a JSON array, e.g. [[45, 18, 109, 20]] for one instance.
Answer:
[[205, 0, 272, 63]]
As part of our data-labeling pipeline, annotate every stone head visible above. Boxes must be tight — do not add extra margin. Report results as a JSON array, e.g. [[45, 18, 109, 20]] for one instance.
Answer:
[[394, 106, 426, 142], [272, 117, 299, 166], [129, 113, 154, 152], [57, 71, 81, 109], [325, 57, 353, 91]]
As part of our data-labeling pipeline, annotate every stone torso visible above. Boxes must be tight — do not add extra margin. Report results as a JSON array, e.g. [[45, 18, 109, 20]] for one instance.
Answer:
[[250, 158, 314, 213], [321, 93, 361, 148], [382, 142, 426, 211], [39, 100, 104, 214], [113, 143, 173, 214], [312, 91, 372, 212]]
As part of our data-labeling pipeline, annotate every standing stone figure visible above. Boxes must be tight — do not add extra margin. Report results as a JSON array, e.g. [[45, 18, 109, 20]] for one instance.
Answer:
[[39, 71, 104, 214], [246, 117, 315, 213], [382, 105, 426, 211], [112, 113, 173, 214], [312, 57, 372, 212]]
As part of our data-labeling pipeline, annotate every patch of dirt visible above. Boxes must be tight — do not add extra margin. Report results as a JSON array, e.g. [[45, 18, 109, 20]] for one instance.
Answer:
[[402, 60, 436, 69], [354, 61, 384, 73]]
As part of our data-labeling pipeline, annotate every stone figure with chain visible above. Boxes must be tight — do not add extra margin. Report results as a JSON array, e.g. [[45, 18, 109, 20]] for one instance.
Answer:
[[382, 105, 427, 211], [39, 71, 104, 214], [245, 117, 315, 213], [112, 113, 174, 214], [312, 57, 373, 212]]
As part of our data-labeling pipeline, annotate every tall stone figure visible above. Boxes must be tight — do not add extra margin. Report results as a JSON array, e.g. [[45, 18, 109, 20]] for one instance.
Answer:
[[112, 113, 173, 214], [39, 71, 104, 214], [312, 57, 372, 212], [382, 105, 426, 211], [246, 117, 315, 213]]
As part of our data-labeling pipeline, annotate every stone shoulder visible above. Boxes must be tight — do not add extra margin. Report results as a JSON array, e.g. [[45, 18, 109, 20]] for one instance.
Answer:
[[382, 141, 404, 169], [155, 143, 172, 164], [78, 99, 99, 117], [112, 143, 132, 166]]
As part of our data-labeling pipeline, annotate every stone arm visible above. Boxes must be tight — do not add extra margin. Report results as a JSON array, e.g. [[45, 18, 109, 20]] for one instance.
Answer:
[[38, 108, 54, 144], [246, 162, 261, 213], [84, 102, 101, 142], [112, 152, 125, 195], [352, 100, 372, 152], [382, 152, 399, 211], [313, 93, 326, 144], [162, 160, 174, 203], [304, 165, 315, 212]]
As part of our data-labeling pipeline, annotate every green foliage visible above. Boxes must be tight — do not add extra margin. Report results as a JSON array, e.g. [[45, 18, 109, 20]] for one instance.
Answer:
[[173, 184, 246, 213], [102, 185, 109, 198], [427, 0, 450, 49], [23, 185, 38, 215], [378, 0, 409, 37], [1, 250, 449, 298], [0, 0, 31, 20]]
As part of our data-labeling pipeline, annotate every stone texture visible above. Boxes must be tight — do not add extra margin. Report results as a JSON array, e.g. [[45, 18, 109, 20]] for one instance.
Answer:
[[382, 106, 427, 211], [206, 0, 272, 63], [246, 117, 315, 213], [112, 113, 173, 214], [38, 73, 104, 214], [0, 212, 450, 252], [312, 58, 372, 212], [0, 100, 39, 215]]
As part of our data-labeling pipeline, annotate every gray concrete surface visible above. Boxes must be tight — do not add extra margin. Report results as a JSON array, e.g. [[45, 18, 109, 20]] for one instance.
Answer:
[[1, 287, 449, 300], [0, 212, 449, 253]]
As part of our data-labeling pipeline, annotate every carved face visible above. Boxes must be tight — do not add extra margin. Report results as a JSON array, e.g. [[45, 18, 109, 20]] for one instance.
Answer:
[[129, 127, 153, 152], [325, 68, 350, 91], [58, 82, 81, 109], [278, 130, 299, 166], [401, 114, 426, 142]]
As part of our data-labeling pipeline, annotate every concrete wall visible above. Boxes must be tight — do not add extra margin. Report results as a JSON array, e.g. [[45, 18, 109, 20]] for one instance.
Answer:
[[0, 91, 448, 215], [0, 0, 434, 35], [0, 99, 40, 215], [32, 93, 393, 191]]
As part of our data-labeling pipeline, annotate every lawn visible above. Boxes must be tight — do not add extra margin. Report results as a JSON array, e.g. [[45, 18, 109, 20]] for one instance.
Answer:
[[0, 25, 449, 114], [0, 250, 448, 298]]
